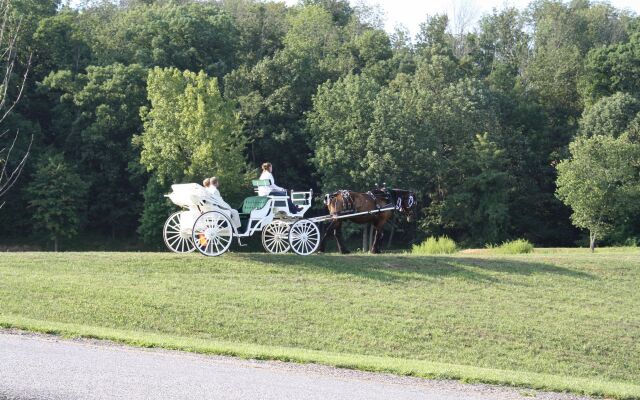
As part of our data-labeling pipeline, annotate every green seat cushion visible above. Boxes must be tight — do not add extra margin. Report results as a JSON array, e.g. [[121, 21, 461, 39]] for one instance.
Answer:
[[242, 196, 269, 214], [252, 179, 271, 187]]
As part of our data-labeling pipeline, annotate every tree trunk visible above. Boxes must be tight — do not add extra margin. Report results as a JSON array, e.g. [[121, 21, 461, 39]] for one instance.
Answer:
[[368, 225, 375, 251], [362, 226, 368, 253], [589, 231, 596, 253], [54, 236, 58, 252]]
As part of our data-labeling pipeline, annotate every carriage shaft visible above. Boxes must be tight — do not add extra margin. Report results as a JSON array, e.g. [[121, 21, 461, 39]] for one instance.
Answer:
[[311, 206, 396, 223]]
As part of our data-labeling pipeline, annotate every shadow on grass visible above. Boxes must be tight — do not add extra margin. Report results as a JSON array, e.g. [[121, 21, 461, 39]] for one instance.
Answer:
[[235, 253, 596, 284]]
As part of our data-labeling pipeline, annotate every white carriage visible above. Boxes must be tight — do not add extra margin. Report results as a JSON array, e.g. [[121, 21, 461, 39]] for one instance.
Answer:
[[162, 180, 321, 256]]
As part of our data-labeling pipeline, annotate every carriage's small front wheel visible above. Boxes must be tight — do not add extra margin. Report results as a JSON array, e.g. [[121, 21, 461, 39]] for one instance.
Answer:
[[192, 211, 233, 257], [262, 220, 291, 254], [164, 212, 196, 253], [289, 219, 320, 256]]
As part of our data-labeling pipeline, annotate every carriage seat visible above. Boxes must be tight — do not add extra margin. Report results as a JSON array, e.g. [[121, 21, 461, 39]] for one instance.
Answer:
[[237, 196, 269, 232], [240, 196, 269, 214], [252, 179, 271, 193]]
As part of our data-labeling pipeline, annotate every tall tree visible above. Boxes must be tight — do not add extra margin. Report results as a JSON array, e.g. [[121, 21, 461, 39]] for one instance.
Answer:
[[39, 63, 148, 237], [137, 67, 246, 198], [580, 25, 640, 103], [137, 67, 247, 245], [224, 4, 355, 189], [556, 134, 640, 251], [26, 152, 88, 251], [580, 92, 640, 138], [307, 73, 381, 190], [89, 2, 239, 77]]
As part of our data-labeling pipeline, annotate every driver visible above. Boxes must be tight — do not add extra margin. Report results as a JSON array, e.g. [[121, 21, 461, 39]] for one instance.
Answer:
[[259, 162, 301, 213]]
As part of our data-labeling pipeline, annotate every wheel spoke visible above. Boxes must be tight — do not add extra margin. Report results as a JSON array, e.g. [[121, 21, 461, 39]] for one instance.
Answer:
[[168, 235, 181, 247]]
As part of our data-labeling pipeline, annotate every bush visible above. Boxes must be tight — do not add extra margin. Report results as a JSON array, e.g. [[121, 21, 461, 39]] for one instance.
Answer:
[[412, 236, 458, 255], [492, 239, 534, 254]]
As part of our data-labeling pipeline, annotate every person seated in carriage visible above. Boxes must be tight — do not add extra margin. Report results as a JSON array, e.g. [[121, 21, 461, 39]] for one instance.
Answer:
[[202, 177, 241, 229], [258, 162, 302, 214]]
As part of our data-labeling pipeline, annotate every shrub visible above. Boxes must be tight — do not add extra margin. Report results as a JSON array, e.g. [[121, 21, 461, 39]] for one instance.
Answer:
[[493, 239, 534, 254], [412, 236, 458, 255]]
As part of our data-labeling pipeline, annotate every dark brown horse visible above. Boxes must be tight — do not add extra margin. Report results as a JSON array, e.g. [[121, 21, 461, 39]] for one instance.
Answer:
[[319, 188, 417, 254]]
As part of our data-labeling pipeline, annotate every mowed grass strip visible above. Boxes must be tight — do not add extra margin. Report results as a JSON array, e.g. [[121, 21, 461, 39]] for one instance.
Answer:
[[0, 251, 639, 398]]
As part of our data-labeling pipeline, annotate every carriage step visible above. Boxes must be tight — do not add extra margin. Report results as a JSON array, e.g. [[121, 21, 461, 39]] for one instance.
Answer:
[[237, 238, 247, 247]]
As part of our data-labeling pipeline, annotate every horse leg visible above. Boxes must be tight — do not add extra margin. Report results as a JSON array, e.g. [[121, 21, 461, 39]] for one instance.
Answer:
[[318, 220, 335, 253], [371, 220, 385, 254], [334, 221, 350, 254]]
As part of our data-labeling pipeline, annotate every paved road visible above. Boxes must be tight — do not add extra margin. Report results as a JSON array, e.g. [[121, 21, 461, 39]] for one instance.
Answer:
[[0, 331, 589, 400]]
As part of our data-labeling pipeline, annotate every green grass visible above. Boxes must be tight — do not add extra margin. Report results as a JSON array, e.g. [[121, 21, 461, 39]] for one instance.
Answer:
[[1, 251, 639, 398], [490, 239, 535, 254], [412, 236, 458, 255]]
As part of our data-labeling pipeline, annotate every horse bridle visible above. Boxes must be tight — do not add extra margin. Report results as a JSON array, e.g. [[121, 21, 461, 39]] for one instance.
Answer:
[[393, 190, 416, 214]]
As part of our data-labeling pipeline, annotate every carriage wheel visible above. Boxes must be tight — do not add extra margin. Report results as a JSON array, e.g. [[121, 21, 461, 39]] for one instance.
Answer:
[[164, 212, 196, 253], [192, 211, 233, 257], [262, 220, 291, 254], [289, 219, 320, 256]]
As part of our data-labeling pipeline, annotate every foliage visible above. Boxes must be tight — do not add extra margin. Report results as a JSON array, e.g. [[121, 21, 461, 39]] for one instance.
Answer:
[[137, 175, 172, 247], [491, 239, 534, 254], [556, 135, 640, 249], [579, 92, 640, 138], [580, 26, 640, 102], [25, 152, 88, 250], [411, 236, 457, 255], [39, 63, 148, 236], [3, 0, 640, 248], [32, 10, 91, 75], [307, 73, 381, 190], [89, 2, 239, 77], [137, 67, 247, 204]]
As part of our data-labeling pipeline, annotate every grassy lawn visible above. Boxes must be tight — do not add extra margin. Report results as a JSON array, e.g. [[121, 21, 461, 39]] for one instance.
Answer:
[[0, 250, 639, 398]]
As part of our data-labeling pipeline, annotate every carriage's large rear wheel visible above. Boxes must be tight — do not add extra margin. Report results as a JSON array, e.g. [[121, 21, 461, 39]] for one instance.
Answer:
[[288, 219, 320, 256], [192, 211, 233, 256], [262, 220, 291, 254], [163, 211, 196, 253]]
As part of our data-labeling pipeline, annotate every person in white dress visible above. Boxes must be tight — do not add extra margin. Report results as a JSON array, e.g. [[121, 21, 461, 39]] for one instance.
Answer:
[[259, 162, 301, 213], [205, 176, 241, 228]]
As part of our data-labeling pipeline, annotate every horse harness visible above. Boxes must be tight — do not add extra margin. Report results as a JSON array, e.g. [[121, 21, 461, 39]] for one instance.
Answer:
[[325, 188, 414, 215], [325, 190, 355, 213], [367, 188, 415, 213]]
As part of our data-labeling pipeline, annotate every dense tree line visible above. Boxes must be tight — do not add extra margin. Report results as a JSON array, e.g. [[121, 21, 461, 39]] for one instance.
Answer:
[[0, 0, 639, 249]]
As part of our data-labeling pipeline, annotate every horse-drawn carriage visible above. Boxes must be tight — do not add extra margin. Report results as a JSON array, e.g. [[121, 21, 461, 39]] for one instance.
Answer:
[[163, 180, 320, 256], [163, 180, 417, 256]]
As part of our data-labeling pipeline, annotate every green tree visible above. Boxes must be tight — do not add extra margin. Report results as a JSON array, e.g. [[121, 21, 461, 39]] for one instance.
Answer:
[[221, 0, 288, 66], [580, 92, 640, 138], [224, 4, 355, 188], [32, 10, 92, 76], [556, 134, 640, 251], [39, 63, 148, 237], [580, 19, 639, 103], [89, 2, 238, 77], [137, 67, 247, 201], [26, 152, 88, 251], [307, 73, 381, 190], [364, 73, 434, 190], [441, 133, 510, 245], [137, 175, 173, 247]]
